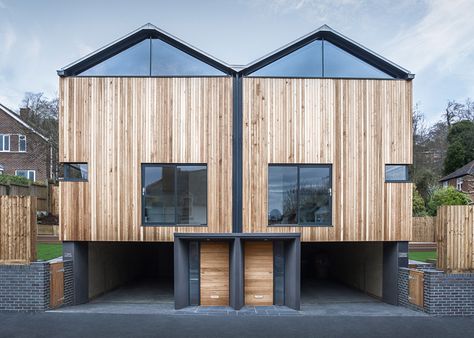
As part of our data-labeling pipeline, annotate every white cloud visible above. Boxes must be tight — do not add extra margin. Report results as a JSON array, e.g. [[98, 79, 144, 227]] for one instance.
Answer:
[[0, 23, 16, 59], [385, 0, 474, 74]]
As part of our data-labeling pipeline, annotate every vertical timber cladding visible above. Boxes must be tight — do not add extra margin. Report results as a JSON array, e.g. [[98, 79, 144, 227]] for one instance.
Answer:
[[242, 78, 413, 241], [200, 242, 230, 306], [244, 241, 274, 305], [59, 77, 233, 241]]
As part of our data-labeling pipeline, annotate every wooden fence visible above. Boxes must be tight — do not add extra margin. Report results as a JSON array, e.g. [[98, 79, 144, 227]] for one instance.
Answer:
[[437, 205, 474, 272], [0, 196, 37, 264], [412, 217, 436, 242], [0, 183, 58, 214]]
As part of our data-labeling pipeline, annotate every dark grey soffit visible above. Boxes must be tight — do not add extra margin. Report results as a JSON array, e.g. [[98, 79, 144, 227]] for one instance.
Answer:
[[58, 24, 414, 79], [174, 233, 300, 240]]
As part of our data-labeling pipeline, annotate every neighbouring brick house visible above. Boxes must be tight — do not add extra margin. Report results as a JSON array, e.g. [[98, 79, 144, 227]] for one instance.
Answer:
[[0, 102, 52, 182], [439, 159, 474, 202]]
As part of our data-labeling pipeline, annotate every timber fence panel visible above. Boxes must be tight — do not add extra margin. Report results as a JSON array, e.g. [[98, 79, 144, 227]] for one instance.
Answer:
[[436, 205, 474, 272], [412, 217, 436, 242], [0, 196, 37, 264]]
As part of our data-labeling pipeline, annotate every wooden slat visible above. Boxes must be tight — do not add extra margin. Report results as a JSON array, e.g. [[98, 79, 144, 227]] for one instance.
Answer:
[[50, 261, 64, 308], [242, 78, 413, 241], [437, 205, 474, 272], [408, 269, 424, 307], [200, 242, 229, 306], [59, 77, 233, 242], [412, 217, 436, 243], [0, 196, 37, 264], [244, 241, 273, 306]]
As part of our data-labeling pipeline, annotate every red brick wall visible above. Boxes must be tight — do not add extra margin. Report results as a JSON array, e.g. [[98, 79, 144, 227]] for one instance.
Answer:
[[0, 109, 50, 181], [445, 175, 474, 202]]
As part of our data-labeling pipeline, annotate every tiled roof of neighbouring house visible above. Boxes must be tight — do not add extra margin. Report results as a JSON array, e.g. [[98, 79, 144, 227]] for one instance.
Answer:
[[440, 159, 474, 182]]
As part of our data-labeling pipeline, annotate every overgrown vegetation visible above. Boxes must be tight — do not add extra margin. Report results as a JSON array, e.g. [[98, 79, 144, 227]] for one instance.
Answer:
[[412, 99, 474, 215], [0, 174, 32, 186], [427, 186, 472, 216], [412, 186, 428, 216]]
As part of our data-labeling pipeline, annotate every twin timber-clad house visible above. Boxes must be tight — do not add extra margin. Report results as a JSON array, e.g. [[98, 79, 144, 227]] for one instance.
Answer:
[[59, 24, 413, 310]]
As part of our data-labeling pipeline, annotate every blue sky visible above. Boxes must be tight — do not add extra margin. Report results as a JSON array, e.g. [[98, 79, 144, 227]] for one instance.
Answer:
[[1, 0, 473, 124]]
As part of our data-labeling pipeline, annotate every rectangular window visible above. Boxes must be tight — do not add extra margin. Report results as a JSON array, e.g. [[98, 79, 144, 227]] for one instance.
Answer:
[[385, 165, 410, 182], [18, 135, 26, 152], [0, 134, 10, 151], [456, 178, 463, 191], [15, 169, 35, 181], [268, 165, 332, 226], [62, 163, 88, 181], [443, 181, 448, 188], [142, 164, 207, 226]]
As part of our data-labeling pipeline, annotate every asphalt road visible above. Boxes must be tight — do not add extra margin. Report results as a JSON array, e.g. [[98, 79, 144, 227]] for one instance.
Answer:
[[0, 313, 473, 338]]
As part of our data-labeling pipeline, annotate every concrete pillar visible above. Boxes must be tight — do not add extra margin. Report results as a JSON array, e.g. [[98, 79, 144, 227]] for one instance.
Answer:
[[284, 238, 301, 310], [230, 238, 244, 309], [174, 238, 189, 309], [63, 241, 89, 305]]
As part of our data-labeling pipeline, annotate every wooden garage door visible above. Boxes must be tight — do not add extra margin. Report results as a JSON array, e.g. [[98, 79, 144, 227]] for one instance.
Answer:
[[200, 242, 229, 306], [245, 241, 273, 306]]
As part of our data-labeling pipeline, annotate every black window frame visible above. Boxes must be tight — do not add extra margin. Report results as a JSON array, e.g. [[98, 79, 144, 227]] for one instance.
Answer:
[[62, 163, 89, 182], [268, 164, 333, 227], [141, 163, 208, 227], [385, 164, 411, 183]]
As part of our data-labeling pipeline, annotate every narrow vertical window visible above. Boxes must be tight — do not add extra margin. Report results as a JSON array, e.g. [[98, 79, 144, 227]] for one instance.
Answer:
[[0, 134, 10, 151], [18, 135, 26, 152]]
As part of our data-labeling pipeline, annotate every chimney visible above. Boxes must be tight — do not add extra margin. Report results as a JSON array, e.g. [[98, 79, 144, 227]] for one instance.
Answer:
[[19, 108, 30, 120]]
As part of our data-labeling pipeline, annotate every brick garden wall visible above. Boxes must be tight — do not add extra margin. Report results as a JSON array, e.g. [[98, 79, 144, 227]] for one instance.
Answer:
[[63, 259, 74, 306], [0, 262, 50, 311], [399, 267, 474, 316]]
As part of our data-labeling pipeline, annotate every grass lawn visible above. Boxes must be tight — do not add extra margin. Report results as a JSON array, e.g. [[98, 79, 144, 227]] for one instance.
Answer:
[[37, 243, 63, 261], [408, 250, 437, 262]]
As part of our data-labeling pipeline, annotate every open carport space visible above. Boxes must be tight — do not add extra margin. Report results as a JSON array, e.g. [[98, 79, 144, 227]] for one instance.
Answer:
[[300, 242, 402, 314], [86, 242, 174, 306]]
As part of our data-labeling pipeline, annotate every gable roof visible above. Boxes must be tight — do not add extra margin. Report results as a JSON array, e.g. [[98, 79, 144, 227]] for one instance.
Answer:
[[440, 160, 474, 182], [57, 23, 236, 76], [0, 103, 49, 142], [240, 25, 414, 79], [58, 23, 414, 79]]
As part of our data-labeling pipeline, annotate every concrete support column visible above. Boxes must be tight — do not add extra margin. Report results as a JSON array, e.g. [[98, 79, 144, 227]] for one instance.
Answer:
[[284, 237, 301, 310], [174, 238, 189, 309], [63, 241, 89, 305], [230, 238, 244, 310]]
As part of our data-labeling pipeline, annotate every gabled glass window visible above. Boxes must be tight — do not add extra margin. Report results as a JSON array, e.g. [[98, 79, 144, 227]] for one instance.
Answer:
[[268, 164, 332, 226], [323, 41, 391, 79], [151, 39, 224, 76], [78, 38, 224, 76], [249, 39, 393, 79], [252, 40, 323, 77], [142, 164, 207, 226], [79, 39, 151, 76]]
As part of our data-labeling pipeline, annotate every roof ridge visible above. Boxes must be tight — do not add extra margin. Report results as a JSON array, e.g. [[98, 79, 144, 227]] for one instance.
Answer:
[[0, 103, 49, 142]]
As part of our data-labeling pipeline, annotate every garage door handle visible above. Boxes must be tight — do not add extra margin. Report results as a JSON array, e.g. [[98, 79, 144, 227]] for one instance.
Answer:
[[210, 295, 219, 299], [254, 295, 264, 299]]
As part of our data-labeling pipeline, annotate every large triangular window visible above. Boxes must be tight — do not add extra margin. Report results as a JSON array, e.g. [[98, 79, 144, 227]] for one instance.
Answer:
[[252, 40, 323, 77], [78, 38, 225, 76], [250, 39, 392, 79]]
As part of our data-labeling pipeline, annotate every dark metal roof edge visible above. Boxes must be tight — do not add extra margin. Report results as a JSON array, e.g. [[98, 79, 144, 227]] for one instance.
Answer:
[[239, 24, 415, 79], [57, 23, 236, 76]]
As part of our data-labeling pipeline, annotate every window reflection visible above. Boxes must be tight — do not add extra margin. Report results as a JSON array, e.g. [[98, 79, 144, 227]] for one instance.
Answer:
[[151, 39, 224, 76], [298, 167, 331, 225], [79, 39, 151, 76], [268, 166, 298, 225], [323, 41, 391, 78], [252, 40, 323, 77]]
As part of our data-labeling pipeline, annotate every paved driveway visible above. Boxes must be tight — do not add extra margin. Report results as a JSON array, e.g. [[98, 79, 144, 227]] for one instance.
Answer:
[[0, 312, 473, 338]]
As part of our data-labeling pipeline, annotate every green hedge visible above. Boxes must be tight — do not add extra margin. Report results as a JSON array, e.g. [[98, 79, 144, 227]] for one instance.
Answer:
[[0, 174, 31, 186]]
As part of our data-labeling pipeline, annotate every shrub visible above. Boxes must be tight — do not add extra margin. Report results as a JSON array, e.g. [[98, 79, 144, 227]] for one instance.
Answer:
[[0, 174, 31, 186], [427, 186, 472, 216], [413, 186, 428, 216]]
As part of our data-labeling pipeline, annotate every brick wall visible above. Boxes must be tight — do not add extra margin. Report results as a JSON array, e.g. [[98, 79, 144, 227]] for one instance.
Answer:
[[0, 262, 50, 311], [0, 109, 51, 181], [63, 260, 74, 306], [399, 267, 474, 316]]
